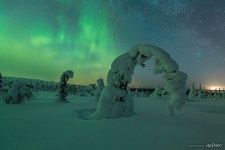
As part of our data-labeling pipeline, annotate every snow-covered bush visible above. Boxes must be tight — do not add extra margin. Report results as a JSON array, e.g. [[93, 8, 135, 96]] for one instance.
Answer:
[[3, 82, 33, 104], [151, 86, 162, 98], [90, 44, 187, 119], [95, 79, 104, 101], [58, 70, 74, 102]]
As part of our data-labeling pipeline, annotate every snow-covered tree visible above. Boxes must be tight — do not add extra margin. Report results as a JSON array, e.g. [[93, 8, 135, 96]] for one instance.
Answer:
[[146, 91, 150, 97], [207, 90, 213, 98], [77, 86, 86, 96], [88, 84, 96, 96], [196, 90, 204, 99], [222, 89, 225, 99], [95, 79, 104, 101], [196, 84, 205, 99], [151, 86, 162, 98], [213, 89, 217, 98], [58, 70, 74, 102], [134, 89, 139, 97], [188, 82, 196, 99], [140, 90, 145, 97], [90, 44, 187, 119], [161, 89, 167, 98], [70, 84, 76, 94], [217, 88, 222, 98], [4, 82, 33, 104]]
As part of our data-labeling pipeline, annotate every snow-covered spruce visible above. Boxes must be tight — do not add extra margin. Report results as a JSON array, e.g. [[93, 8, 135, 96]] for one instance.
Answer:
[[90, 44, 187, 119], [87, 84, 96, 97], [161, 89, 168, 98], [213, 89, 218, 98], [95, 78, 105, 101], [151, 86, 162, 98], [57, 70, 74, 102], [188, 82, 196, 100], [222, 90, 225, 99], [207, 90, 213, 98], [196, 84, 206, 99], [134, 89, 139, 97], [3, 82, 33, 104], [216, 88, 222, 98]]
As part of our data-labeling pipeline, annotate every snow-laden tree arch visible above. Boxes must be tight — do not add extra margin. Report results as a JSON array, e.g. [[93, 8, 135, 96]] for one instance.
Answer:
[[90, 44, 187, 119]]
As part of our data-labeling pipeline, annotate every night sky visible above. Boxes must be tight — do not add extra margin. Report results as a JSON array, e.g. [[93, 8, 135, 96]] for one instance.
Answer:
[[0, 0, 225, 89]]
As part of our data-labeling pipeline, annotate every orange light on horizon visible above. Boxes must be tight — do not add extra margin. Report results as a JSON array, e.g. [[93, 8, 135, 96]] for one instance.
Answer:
[[207, 86, 225, 90]]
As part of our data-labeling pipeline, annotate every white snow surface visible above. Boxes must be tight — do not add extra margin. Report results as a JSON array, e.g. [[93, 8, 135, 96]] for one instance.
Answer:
[[0, 91, 225, 150]]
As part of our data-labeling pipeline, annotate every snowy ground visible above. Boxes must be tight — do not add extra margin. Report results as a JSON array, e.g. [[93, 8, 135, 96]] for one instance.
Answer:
[[0, 92, 225, 150]]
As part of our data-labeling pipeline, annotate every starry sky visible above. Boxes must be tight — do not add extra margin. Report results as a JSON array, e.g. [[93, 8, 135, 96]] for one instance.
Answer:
[[0, 0, 225, 89]]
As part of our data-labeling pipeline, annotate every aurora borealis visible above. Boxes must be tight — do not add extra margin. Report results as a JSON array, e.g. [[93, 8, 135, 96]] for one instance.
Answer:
[[0, 0, 225, 88], [0, 0, 117, 85]]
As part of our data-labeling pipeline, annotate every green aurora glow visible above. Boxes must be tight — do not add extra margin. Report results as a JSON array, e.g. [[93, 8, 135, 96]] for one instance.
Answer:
[[1, 0, 225, 88], [0, 1, 117, 85]]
